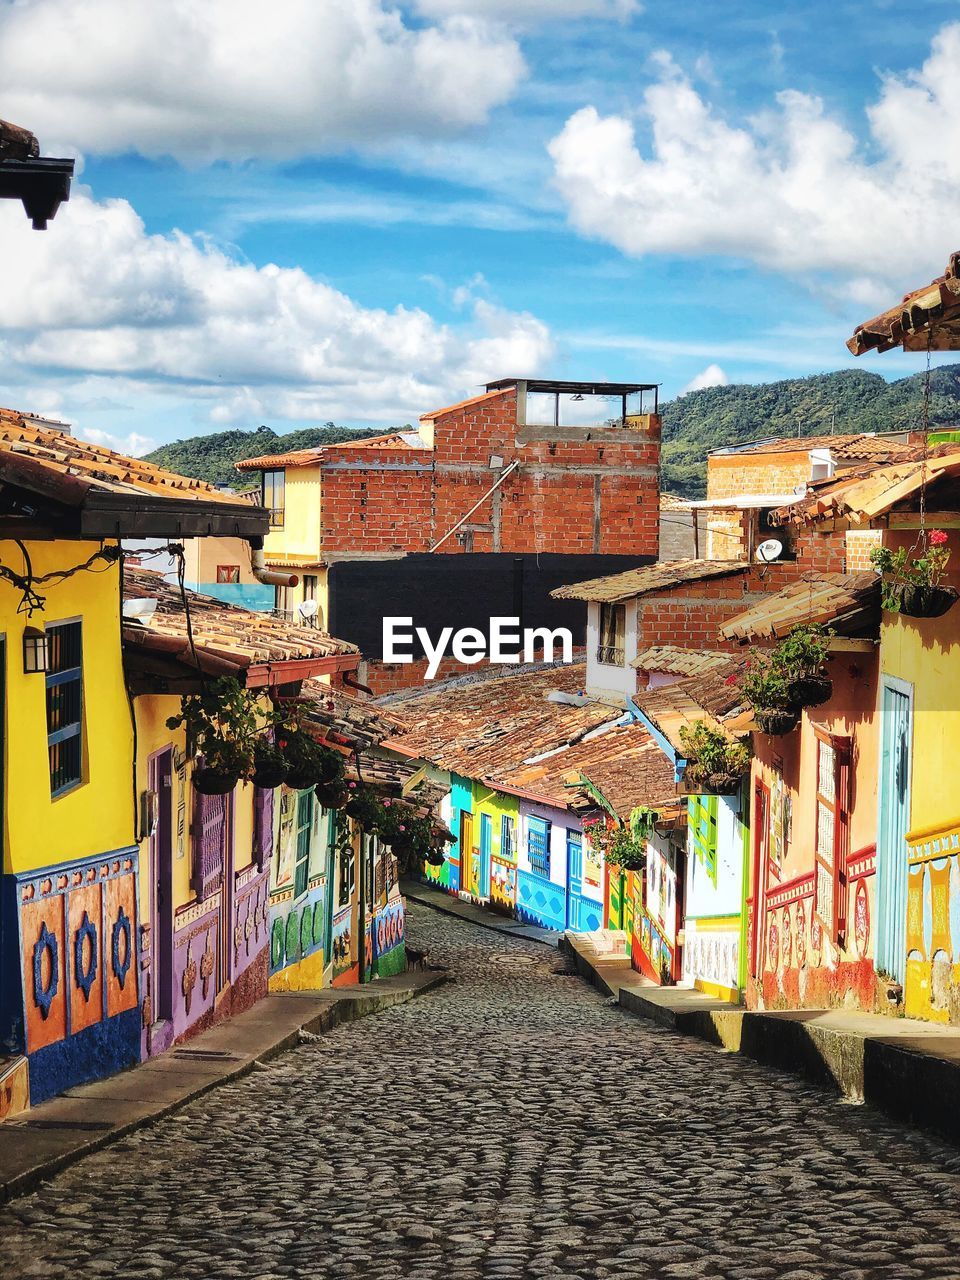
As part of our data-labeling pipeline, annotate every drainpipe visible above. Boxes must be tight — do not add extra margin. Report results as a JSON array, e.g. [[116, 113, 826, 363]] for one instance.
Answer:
[[251, 547, 299, 588]]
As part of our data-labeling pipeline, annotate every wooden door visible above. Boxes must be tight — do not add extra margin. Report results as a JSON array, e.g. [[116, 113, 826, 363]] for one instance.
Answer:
[[460, 811, 474, 896], [149, 748, 174, 1021]]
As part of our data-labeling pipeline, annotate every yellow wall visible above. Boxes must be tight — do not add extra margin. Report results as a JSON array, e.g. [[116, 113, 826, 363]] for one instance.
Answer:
[[881, 613, 960, 834], [183, 536, 259, 585], [263, 465, 323, 567], [1, 540, 134, 874], [133, 690, 269, 923]]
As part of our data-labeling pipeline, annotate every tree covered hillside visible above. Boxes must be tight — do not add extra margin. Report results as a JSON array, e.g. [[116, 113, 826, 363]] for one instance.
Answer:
[[661, 364, 960, 497], [143, 423, 389, 487]]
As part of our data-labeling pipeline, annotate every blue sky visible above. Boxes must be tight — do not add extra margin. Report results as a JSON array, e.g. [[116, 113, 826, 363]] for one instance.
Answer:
[[1, 0, 959, 453]]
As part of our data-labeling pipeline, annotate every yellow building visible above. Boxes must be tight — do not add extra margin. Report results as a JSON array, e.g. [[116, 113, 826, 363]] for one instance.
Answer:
[[121, 569, 359, 1054], [0, 410, 267, 1113]]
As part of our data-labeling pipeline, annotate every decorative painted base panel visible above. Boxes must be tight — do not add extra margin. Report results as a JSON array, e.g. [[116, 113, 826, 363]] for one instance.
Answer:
[[567, 892, 602, 933], [516, 870, 565, 932], [682, 918, 741, 1001], [28, 1006, 141, 1105]]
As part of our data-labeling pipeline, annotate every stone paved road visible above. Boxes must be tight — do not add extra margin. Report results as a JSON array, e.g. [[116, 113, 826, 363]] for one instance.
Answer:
[[3, 904, 960, 1280]]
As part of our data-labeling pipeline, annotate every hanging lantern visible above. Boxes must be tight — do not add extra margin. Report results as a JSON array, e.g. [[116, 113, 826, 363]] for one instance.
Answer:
[[23, 625, 48, 674]]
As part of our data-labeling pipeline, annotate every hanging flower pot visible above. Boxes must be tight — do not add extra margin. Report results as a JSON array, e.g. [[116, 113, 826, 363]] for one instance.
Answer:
[[679, 723, 751, 797], [315, 778, 350, 810], [891, 582, 959, 618], [872, 533, 957, 619], [193, 765, 240, 795], [345, 785, 385, 832], [684, 762, 742, 796], [787, 673, 833, 708], [251, 740, 289, 789], [754, 707, 800, 736]]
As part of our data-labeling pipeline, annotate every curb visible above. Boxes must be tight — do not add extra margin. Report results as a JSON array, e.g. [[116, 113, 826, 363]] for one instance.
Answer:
[[560, 936, 960, 1148], [1, 969, 448, 1206], [402, 883, 560, 948]]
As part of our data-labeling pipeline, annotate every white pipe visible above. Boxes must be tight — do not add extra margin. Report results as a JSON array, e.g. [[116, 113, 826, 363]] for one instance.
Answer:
[[251, 548, 299, 588], [428, 459, 521, 552]]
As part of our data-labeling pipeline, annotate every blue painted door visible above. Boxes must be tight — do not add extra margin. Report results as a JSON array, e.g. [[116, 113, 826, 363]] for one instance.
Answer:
[[876, 681, 912, 984], [478, 812, 492, 899], [566, 832, 583, 929]]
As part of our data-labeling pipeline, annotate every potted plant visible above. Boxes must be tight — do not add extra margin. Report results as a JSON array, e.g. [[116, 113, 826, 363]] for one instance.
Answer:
[[166, 676, 263, 794], [776, 624, 833, 708], [870, 532, 957, 618], [345, 782, 386, 833], [679, 720, 751, 794], [740, 654, 799, 735], [277, 722, 344, 792], [251, 738, 289, 789]]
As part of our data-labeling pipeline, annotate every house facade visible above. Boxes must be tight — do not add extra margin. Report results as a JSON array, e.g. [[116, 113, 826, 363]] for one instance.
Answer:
[[0, 412, 268, 1110]]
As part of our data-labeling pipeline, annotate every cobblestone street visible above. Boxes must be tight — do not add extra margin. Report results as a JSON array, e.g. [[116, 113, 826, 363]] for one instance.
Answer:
[[3, 904, 960, 1280]]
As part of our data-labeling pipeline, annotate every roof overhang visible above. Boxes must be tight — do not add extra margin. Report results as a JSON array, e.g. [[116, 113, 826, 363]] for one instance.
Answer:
[[79, 494, 269, 540], [0, 155, 74, 229]]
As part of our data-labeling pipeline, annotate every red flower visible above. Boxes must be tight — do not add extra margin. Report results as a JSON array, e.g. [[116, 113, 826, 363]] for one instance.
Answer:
[[930, 529, 949, 547]]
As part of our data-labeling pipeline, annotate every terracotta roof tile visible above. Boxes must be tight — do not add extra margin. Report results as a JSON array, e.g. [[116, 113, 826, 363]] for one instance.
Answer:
[[719, 572, 880, 643], [0, 408, 261, 521], [235, 431, 429, 471], [632, 645, 741, 676], [419, 387, 512, 422], [848, 251, 960, 355], [633, 671, 746, 755], [568, 733, 682, 821], [712, 433, 919, 461], [551, 558, 749, 603], [122, 566, 356, 673], [772, 447, 960, 526]]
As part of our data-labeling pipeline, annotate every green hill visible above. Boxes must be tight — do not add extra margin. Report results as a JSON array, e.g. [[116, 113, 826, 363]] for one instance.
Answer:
[[142, 364, 960, 497], [661, 363, 960, 497], [143, 423, 392, 487]]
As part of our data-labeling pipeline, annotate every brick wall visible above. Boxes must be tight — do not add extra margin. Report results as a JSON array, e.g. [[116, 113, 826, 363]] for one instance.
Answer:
[[846, 529, 882, 571], [320, 443, 433, 555], [634, 562, 805, 652], [707, 452, 812, 501]]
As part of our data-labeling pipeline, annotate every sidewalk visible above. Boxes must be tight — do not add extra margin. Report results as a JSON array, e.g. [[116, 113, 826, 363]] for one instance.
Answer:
[[0, 966, 446, 1205], [401, 879, 561, 947], [561, 931, 960, 1146]]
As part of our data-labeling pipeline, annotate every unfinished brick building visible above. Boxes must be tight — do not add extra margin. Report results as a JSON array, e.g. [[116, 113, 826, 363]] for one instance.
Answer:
[[237, 378, 662, 691]]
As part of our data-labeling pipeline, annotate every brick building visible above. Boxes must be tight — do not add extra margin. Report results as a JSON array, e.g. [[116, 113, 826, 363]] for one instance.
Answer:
[[696, 432, 922, 567], [236, 378, 662, 692]]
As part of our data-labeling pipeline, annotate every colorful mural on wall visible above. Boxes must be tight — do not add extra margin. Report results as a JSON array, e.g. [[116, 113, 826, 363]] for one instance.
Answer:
[[905, 820, 960, 1023], [3, 848, 141, 1105]]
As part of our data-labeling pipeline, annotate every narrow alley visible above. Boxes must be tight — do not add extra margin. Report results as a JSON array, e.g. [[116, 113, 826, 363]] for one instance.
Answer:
[[2, 904, 960, 1280]]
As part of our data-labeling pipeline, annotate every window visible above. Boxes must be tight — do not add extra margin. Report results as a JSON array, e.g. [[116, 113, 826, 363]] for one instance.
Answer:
[[527, 815, 551, 878], [814, 732, 851, 943], [262, 469, 285, 528], [294, 788, 314, 898], [216, 565, 240, 584], [690, 794, 719, 887], [303, 575, 317, 602], [501, 814, 516, 860], [337, 813, 355, 907], [273, 584, 289, 614], [193, 789, 226, 901], [46, 620, 83, 795], [597, 602, 626, 666]]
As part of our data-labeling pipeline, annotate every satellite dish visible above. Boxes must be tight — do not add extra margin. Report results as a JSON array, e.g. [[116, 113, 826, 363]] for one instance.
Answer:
[[122, 598, 158, 622], [756, 538, 783, 564], [298, 599, 319, 620]]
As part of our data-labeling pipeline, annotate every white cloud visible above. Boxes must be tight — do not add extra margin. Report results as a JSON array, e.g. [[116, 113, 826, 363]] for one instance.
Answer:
[[0, 0, 525, 162], [414, 0, 637, 19], [74, 426, 157, 457], [0, 193, 554, 425], [548, 23, 960, 288], [680, 364, 729, 396]]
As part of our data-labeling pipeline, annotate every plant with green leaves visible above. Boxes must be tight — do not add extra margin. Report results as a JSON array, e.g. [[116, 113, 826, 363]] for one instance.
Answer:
[[774, 623, 833, 708], [679, 720, 751, 793], [167, 676, 268, 794], [871, 532, 957, 617]]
